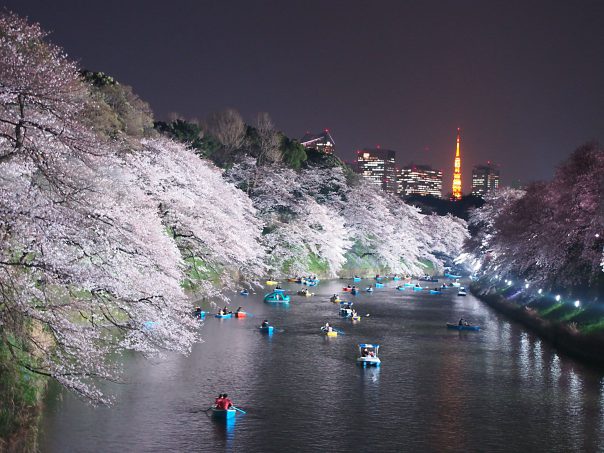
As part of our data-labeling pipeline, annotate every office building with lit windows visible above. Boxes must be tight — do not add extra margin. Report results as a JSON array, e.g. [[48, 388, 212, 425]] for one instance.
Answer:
[[300, 130, 335, 154], [356, 148, 397, 193], [471, 163, 500, 197], [397, 164, 443, 198]]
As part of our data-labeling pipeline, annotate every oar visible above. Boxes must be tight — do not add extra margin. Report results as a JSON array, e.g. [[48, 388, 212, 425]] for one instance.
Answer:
[[232, 406, 246, 414]]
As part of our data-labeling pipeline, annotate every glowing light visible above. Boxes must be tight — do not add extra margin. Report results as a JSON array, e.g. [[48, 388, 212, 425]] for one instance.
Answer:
[[525, 283, 529, 289], [596, 233, 600, 238], [451, 128, 462, 200], [574, 300, 581, 308], [538, 289, 543, 294], [555, 295, 561, 301]]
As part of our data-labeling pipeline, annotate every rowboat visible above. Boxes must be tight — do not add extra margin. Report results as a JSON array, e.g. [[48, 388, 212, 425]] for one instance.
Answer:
[[353, 277, 362, 282], [374, 276, 383, 281], [351, 314, 362, 321], [403, 282, 414, 287], [264, 292, 290, 303], [323, 329, 338, 337], [239, 290, 249, 296], [452, 282, 461, 287], [429, 290, 442, 295], [273, 288, 285, 293], [365, 287, 374, 293], [215, 313, 232, 319], [375, 282, 384, 288], [413, 286, 423, 291], [305, 280, 318, 287], [419, 277, 439, 282], [357, 344, 381, 367], [287, 278, 298, 282], [342, 287, 352, 292], [446, 323, 480, 331], [330, 297, 342, 304], [266, 280, 279, 286], [259, 325, 274, 334], [339, 301, 353, 317], [457, 290, 467, 296], [211, 406, 236, 419], [297, 290, 313, 297], [351, 288, 359, 295], [234, 311, 247, 318]]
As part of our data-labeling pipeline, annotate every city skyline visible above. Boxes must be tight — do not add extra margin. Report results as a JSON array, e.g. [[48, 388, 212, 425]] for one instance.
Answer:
[[6, 0, 603, 193]]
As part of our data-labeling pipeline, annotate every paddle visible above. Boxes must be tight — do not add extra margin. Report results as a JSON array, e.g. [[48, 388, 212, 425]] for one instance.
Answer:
[[232, 406, 246, 414]]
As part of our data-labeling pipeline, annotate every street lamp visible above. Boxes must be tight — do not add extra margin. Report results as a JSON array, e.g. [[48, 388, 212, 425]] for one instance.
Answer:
[[555, 295, 561, 302]]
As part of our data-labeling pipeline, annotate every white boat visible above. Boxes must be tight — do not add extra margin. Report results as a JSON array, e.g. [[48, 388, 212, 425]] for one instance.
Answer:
[[357, 343, 381, 367]]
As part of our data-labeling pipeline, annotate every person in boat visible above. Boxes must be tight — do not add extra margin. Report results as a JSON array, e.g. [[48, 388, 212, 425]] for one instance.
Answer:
[[236, 306, 243, 313], [347, 285, 352, 289], [458, 317, 465, 326], [323, 322, 332, 332], [415, 283, 420, 287], [368, 350, 375, 357], [194, 306, 203, 318], [276, 285, 282, 289], [261, 320, 269, 328], [216, 393, 233, 410], [215, 393, 224, 407], [330, 294, 338, 302], [362, 348, 368, 357]]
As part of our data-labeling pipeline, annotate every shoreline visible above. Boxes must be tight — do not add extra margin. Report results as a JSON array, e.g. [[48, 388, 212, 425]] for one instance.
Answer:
[[470, 282, 604, 367]]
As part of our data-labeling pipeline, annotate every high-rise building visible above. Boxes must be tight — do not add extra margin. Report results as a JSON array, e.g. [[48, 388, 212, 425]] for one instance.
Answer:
[[472, 162, 500, 197], [300, 129, 335, 154], [451, 128, 462, 200], [356, 148, 397, 193], [397, 164, 443, 198]]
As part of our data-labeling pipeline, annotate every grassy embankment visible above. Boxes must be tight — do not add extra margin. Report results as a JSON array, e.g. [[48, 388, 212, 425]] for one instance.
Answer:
[[471, 280, 604, 365]]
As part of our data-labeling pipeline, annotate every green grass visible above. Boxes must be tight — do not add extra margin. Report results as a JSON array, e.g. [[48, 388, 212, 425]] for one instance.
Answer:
[[537, 302, 564, 317], [579, 318, 604, 334], [558, 308, 585, 322]]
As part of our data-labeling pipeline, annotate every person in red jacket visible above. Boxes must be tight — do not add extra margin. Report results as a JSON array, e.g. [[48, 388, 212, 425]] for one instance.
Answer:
[[221, 394, 233, 410], [214, 393, 224, 407]]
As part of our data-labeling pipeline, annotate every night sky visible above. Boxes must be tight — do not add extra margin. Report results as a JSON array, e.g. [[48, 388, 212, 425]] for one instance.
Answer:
[[5, 0, 604, 191]]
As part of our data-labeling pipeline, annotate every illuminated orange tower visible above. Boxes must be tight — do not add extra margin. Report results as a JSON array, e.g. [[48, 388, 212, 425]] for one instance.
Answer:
[[451, 128, 462, 200]]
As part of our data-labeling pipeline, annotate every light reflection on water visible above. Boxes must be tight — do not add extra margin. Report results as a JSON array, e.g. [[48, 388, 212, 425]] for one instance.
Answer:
[[39, 279, 604, 452]]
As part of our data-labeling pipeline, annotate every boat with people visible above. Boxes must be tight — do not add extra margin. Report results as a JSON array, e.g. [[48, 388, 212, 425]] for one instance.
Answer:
[[374, 275, 383, 281], [452, 281, 461, 287], [392, 275, 401, 281], [266, 280, 279, 286], [322, 328, 338, 337], [447, 322, 480, 331], [396, 285, 405, 291], [457, 288, 467, 296], [403, 282, 414, 287], [260, 320, 274, 334], [419, 276, 439, 282], [273, 288, 286, 293], [215, 312, 232, 319], [239, 289, 249, 296], [357, 344, 381, 367], [351, 288, 359, 295], [351, 313, 362, 322], [375, 282, 384, 288], [413, 285, 423, 291], [297, 289, 313, 297], [330, 294, 342, 304], [342, 286, 352, 292], [365, 287, 374, 293], [339, 301, 354, 317], [353, 276, 362, 282], [264, 292, 290, 303], [234, 308, 247, 318], [429, 289, 442, 294], [193, 307, 206, 319]]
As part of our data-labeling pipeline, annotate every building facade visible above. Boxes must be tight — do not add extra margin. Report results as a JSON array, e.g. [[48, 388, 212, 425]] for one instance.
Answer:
[[471, 163, 500, 197], [356, 148, 397, 193], [300, 130, 335, 154], [397, 164, 443, 198]]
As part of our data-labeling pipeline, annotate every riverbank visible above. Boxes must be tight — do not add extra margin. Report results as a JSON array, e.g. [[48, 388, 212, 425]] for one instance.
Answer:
[[470, 281, 604, 366]]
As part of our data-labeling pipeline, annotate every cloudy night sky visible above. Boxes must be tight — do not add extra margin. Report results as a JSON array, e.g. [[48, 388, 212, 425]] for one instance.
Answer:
[[5, 0, 604, 191]]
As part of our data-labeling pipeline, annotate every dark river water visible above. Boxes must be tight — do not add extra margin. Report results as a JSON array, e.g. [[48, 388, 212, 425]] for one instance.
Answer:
[[39, 279, 604, 452]]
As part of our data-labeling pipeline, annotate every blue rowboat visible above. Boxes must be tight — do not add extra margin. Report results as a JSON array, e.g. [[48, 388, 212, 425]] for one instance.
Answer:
[[357, 343, 381, 367], [273, 288, 285, 293], [351, 288, 359, 295], [403, 282, 414, 287], [215, 313, 232, 319], [429, 290, 442, 295], [259, 325, 274, 334], [353, 277, 362, 282], [264, 293, 290, 303], [375, 282, 384, 288], [211, 406, 236, 419], [446, 323, 480, 331], [413, 286, 423, 291], [375, 277, 383, 281], [306, 281, 318, 287], [392, 276, 401, 281]]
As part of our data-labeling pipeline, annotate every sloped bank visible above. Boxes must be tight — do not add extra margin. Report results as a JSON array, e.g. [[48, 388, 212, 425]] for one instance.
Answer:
[[470, 281, 604, 366]]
